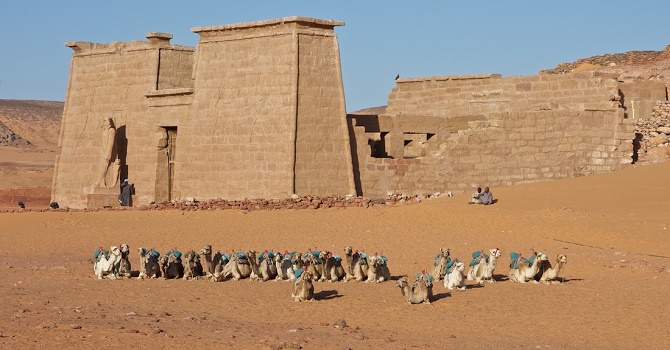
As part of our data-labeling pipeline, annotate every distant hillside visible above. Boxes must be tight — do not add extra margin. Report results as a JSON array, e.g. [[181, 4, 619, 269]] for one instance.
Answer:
[[0, 120, 32, 147], [0, 100, 63, 150], [540, 45, 670, 75]]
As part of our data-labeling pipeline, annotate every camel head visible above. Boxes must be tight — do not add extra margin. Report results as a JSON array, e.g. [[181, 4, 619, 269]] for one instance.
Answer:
[[490, 248, 501, 258], [200, 245, 212, 256], [440, 248, 450, 258], [301, 270, 313, 283], [556, 254, 568, 265], [368, 253, 379, 269], [137, 247, 147, 257], [246, 250, 257, 262], [274, 252, 284, 263], [120, 244, 130, 254], [291, 252, 303, 266], [344, 246, 353, 256], [453, 260, 465, 272], [109, 246, 121, 257], [537, 251, 549, 261], [397, 276, 409, 289], [159, 255, 169, 267]]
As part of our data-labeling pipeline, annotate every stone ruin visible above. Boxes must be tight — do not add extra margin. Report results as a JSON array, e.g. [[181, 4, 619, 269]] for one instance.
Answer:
[[51, 16, 670, 209]]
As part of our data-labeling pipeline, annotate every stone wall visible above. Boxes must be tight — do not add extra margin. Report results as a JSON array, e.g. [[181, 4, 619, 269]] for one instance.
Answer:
[[351, 72, 636, 198], [635, 101, 670, 162], [53, 36, 195, 208], [53, 18, 355, 209]]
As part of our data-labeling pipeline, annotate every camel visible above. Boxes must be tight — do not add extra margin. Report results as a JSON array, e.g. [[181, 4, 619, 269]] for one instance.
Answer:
[[366, 253, 390, 283], [466, 248, 502, 284], [431, 248, 451, 281], [322, 251, 346, 282], [344, 246, 368, 282], [292, 269, 315, 302], [245, 250, 265, 281], [508, 250, 548, 283], [182, 250, 203, 280], [160, 250, 183, 279], [343, 247, 368, 282], [117, 244, 132, 278], [444, 259, 466, 290], [137, 247, 160, 279], [199, 244, 215, 277], [303, 250, 323, 281], [275, 251, 297, 281], [256, 250, 278, 281], [538, 254, 568, 284], [94, 246, 121, 279], [397, 270, 433, 304], [209, 251, 224, 281], [221, 251, 252, 280]]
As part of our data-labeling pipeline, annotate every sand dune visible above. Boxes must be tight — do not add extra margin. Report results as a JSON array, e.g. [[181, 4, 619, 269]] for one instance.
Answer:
[[0, 161, 668, 348]]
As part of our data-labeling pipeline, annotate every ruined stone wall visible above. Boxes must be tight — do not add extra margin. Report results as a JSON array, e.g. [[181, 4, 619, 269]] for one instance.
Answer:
[[355, 110, 634, 198], [353, 72, 635, 198], [294, 33, 355, 195], [386, 73, 621, 118]]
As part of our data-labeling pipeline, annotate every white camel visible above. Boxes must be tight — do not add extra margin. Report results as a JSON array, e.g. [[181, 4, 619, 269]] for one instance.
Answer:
[[466, 248, 502, 284]]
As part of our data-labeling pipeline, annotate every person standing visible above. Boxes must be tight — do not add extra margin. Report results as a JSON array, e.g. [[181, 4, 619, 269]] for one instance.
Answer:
[[118, 179, 134, 206]]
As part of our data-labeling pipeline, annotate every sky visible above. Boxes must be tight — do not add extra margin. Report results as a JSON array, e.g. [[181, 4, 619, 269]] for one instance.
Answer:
[[1, 1, 670, 113]]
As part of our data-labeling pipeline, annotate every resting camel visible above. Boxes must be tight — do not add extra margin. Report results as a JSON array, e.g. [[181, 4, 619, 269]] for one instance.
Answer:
[[199, 245, 215, 277], [210, 252, 230, 282], [466, 248, 502, 284], [538, 254, 568, 284], [303, 250, 323, 281], [137, 247, 160, 279], [366, 253, 390, 283], [508, 250, 548, 283], [397, 270, 433, 304], [343, 247, 368, 282], [257, 250, 278, 281], [160, 250, 183, 279], [221, 251, 252, 280], [117, 244, 132, 278], [431, 248, 451, 281], [94, 246, 121, 280], [322, 251, 346, 282], [182, 250, 203, 280], [444, 260, 466, 290], [275, 251, 297, 281], [292, 269, 315, 302]]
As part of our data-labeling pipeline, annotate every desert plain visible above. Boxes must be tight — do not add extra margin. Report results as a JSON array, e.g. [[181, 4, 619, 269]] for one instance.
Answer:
[[0, 159, 669, 349]]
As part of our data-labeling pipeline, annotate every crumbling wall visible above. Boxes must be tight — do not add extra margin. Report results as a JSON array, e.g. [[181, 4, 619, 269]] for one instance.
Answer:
[[353, 73, 635, 198]]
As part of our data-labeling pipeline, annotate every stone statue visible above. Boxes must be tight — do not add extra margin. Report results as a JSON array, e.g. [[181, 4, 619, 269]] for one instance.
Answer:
[[95, 117, 117, 187]]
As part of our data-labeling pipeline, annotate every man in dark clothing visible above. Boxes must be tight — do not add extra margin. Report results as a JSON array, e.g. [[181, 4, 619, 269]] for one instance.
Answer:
[[118, 179, 134, 206]]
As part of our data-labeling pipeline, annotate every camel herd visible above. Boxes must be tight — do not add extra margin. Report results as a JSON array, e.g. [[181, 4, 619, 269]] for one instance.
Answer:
[[92, 244, 567, 304]]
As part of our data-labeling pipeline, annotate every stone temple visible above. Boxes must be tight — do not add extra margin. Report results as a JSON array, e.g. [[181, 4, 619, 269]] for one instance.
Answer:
[[52, 17, 668, 208]]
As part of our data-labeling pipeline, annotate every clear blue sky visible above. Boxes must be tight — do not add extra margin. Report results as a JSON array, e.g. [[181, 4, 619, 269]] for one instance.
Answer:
[[1, 1, 669, 112]]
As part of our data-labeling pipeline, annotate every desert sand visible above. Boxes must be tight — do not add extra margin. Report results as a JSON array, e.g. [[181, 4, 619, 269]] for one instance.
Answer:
[[1, 161, 669, 349]]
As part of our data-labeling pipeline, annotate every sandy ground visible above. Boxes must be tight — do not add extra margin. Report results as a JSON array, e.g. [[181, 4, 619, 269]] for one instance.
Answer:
[[1, 162, 669, 349]]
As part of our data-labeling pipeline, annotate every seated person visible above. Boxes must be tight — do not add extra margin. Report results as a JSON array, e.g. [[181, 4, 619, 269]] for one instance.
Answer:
[[471, 187, 482, 204], [478, 187, 493, 205]]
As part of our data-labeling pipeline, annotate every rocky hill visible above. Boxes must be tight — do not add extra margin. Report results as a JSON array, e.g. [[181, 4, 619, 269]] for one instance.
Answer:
[[0, 100, 63, 150], [540, 45, 670, 75]]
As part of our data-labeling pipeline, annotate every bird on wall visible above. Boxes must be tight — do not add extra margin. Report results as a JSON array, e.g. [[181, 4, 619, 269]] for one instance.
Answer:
[[18, 201, 25, 209], [395, 74, 400, 81]]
